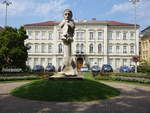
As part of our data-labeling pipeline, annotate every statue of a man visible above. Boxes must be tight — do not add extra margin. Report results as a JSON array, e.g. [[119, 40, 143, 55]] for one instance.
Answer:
[[59, 9, 75, 42]]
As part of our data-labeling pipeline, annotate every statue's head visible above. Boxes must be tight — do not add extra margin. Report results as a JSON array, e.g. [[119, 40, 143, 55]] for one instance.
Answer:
[[63, 9, 73, 21]]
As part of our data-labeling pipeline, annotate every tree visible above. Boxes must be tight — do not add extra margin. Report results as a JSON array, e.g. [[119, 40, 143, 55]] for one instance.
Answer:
[[0, 26, 28, 70]]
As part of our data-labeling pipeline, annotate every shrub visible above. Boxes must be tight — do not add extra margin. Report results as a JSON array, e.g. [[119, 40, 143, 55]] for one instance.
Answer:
[[0, 76, 41, 81], [138, 66, 150, 73]]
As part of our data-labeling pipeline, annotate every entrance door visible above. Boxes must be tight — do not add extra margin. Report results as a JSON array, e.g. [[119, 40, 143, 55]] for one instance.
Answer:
[[77, 58, 83, 70]]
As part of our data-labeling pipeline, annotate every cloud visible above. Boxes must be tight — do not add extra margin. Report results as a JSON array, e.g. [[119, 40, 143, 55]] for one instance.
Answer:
[[0, 0, 69, 19], [107, 0, 150, 29], [108, 2, 132, 14]]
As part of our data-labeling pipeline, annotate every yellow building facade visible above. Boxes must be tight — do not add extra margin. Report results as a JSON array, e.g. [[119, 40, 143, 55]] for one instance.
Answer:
[[140, 34, 150, 63]]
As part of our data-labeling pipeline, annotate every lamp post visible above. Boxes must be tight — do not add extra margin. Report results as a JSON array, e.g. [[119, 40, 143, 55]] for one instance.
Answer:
[[129, 0, 140, 73], [2, 0, 12, 27]]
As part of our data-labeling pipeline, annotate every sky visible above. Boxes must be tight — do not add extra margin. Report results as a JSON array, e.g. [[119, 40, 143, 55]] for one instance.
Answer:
[[0, 0, 149, 30]]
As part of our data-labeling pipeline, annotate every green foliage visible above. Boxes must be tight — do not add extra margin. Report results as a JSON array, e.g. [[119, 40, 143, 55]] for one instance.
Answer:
[[0, 76, 41, 81], [11, 73, 120, 102], [0, 26, 28, 70], [137, 66, 150, 73], [95, 75, 150, 84]]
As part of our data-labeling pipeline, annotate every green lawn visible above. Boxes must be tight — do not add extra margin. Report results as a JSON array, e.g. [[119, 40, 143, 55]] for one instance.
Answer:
[[11, 72, 120, 102]]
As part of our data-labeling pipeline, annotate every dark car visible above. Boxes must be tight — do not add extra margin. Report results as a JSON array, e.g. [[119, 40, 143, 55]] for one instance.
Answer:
[[45, 64, 55, 72], [102, 64, 113, 72], [119, 66, 131, 72], [80, 66, 89, 72], [91, 65, 100, 72], [32, 65, 44, 72]]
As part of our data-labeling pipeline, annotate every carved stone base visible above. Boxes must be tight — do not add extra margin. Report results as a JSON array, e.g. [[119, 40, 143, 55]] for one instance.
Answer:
[[49, 72, 83, 80]]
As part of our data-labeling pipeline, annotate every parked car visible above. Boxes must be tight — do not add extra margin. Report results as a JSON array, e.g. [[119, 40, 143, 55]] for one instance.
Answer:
[[80, 66, 89, 72], [119, 66, 131, 72], [91, 65, 100, 72], [102, 64, 113, 72], [45, 64, 55, 72], [32, 65, 44, 72]]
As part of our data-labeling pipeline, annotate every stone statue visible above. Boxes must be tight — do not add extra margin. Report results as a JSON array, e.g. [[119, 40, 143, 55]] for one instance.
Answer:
[[59, 9, 77, 76], [59, 9, 75, 43], [49, 9, 81, 79]]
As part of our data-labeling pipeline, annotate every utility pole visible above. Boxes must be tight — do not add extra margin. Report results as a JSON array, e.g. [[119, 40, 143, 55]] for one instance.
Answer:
[[2, 0, 12, 27], [129, 0, 140, 73]]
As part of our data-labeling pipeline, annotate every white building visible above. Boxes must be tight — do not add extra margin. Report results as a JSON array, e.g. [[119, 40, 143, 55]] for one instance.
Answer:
[[24, 19, 139, 71]]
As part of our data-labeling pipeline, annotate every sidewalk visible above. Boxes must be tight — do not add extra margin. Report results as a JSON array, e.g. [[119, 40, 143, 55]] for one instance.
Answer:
[[0, 81, 150, 113]]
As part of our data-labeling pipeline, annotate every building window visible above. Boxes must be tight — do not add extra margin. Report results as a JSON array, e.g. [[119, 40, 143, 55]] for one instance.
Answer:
[[89, 32, 94, 40], [89, 58, 93, 65], [81, 43, 84, 53], [76, 32, 84, 40], [58, 43, 63, 53], [40, 58, 45, 67], [130, 32, 135, 40], [41, 31, 46, 40], [108, 45, 112, 53], [123, 44, 127, 53], [47, 58, 52, 65], [116, 31, 121, 40], [98, 32, 103, 40], [76, 43, 80, 53], [123, 59, 127, 66], [108, 31, 113, 40], [34, 58, 38, 66], [123, 32, 127, 40], [57, 58, 63, 67], [116, 45, 120, 53], [89, 44, 94, 53], [115, 59, 120, 68], [130, 44, 134, 53], [35, 31, 40, 40], [48, 44, 52, 53], [49, 32, 52, 40], [98, 44, 102, 53], [35, 43, 40, 53], [108, 59, 113, 66], [28, 31, 32, 39], [97, 58, 102, 67], [58, 32, 62, 40], [41, 43, 47, 53]]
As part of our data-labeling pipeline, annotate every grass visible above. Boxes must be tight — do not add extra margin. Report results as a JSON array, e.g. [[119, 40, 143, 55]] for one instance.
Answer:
[[11, 72, 120, 102]]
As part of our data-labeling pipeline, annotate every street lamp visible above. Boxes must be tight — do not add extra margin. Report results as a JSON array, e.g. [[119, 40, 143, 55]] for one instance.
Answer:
[[129, 0, 140, 73], [2, 0, 12, 27]]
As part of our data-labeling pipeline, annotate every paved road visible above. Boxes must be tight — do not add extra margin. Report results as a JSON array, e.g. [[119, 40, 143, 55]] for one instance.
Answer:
[[0, 81, 150, 113]]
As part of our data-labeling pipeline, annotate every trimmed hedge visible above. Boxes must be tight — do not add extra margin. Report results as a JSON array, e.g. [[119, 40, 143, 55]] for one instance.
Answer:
[[0, 72, 54, 77], [138, 66, 150, 73], [0, 76, 41, 81], [95, 76, 150, 84]]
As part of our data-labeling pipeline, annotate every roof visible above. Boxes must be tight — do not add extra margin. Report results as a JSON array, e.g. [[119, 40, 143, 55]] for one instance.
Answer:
[[107, 21, 135, 26], [24, 20, 135, 26], [24, 21, 55, 26], [141, 26, 150, 36]]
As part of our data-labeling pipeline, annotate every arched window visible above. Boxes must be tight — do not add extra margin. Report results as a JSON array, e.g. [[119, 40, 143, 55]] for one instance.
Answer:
[[123, 43, 128, 53], [58, 43, 63, 53], [116, 43, 120, 53], [130, 43, 134, 53], [81, 43, 84, 53], [89, 44, 93, 53], [48, 43, 52, 53], [76, 43, 80, 53], [98, 44, 102, 53]]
